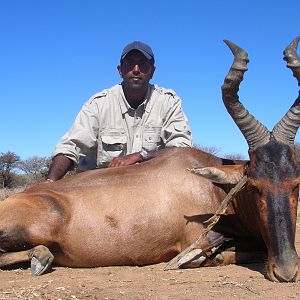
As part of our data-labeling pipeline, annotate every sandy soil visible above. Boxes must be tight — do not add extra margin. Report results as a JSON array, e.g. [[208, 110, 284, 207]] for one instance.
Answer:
[[0, 209, 300, 300]]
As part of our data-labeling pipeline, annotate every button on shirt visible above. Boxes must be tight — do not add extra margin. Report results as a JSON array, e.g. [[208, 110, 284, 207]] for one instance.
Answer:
[[52, 83, 192, 169]]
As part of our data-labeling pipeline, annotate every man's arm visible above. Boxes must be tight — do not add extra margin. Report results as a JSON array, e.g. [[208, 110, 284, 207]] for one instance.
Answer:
[[51, 99, 100, 172], [162, 95, 192, 147], [47, 155, 74, 181]]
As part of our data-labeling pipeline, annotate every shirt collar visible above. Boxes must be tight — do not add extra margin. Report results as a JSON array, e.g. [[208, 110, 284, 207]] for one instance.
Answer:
[[118, 84, 153, 114]]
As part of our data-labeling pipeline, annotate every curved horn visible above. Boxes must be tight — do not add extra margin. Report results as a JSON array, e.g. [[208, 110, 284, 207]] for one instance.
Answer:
[[272, 36, 300, 145], [222, 40, 270, 151]]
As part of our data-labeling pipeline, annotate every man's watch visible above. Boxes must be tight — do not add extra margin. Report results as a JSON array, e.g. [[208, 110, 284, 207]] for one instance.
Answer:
[[139, 148, 149, 161]]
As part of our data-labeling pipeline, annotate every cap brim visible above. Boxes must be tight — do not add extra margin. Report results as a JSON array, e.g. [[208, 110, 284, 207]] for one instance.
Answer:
[[121, 49, 152, 60]]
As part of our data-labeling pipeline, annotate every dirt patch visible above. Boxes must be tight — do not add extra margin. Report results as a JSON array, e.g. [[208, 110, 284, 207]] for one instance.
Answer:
[[0, 262, 299, 300], [1, 209, 300, 299]]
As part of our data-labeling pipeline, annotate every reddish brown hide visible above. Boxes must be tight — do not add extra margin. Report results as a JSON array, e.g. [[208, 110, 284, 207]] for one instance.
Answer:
[[0, 148, 248, 271], [1, 37, 300, 282]]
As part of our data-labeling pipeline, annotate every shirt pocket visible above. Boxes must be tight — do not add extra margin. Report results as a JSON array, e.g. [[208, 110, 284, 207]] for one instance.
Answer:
[[173, 122, 191, 134], [97, 130, 127, 167], [142, 126, 163, 151]]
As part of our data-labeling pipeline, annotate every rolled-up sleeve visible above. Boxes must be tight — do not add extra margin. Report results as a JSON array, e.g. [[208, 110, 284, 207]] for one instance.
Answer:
[[52, 101, 99, 165], [161, 95, 193, 147]]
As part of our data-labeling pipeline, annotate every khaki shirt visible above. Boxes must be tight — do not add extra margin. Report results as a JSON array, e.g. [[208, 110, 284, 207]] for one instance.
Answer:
[[52, 83, 192, 168]]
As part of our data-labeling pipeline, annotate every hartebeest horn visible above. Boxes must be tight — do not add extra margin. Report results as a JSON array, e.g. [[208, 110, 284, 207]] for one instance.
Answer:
[[272, 36, 300, 145], [222, 40, 270, 150]]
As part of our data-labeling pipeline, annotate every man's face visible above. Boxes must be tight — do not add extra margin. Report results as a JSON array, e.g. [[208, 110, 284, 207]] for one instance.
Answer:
[[118, 50, 155, 91]]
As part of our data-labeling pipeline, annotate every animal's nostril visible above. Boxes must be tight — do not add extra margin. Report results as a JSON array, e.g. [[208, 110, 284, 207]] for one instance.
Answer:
[[273, 267, 298, 283]]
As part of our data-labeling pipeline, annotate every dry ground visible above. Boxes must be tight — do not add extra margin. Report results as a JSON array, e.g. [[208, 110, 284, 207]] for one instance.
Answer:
[[0, 199, 299, 299]]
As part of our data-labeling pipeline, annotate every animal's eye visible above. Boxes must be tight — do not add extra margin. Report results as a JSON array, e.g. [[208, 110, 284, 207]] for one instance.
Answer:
[[248, 178, 262, 194], [248, 178, 258, 187]]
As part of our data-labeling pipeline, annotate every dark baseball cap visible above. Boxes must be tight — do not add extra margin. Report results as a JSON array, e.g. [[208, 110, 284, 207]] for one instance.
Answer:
[[121, 41, 154, 61]]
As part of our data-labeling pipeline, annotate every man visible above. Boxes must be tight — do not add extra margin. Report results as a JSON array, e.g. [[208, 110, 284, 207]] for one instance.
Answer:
[[47, 41, 192, 181]]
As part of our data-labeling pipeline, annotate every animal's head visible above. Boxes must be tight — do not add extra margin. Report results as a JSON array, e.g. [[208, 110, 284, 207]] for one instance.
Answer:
[[194, 37, 300, 282]]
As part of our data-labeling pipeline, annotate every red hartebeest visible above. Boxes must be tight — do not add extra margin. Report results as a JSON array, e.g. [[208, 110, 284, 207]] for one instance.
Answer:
[[0, 37, 300, 282]]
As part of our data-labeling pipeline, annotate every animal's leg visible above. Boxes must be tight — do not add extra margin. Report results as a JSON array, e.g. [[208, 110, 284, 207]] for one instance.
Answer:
[[0, 245, 54, 276], [177, 230, 228, 268], [178, 247, 267, 268], [200, 248, 267, 267], [178, 234, 267, 268], [177, 248, 208, 268]]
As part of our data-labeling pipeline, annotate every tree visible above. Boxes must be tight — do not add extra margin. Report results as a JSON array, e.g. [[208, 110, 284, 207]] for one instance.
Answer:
[[223, 153, 246, 160], [0, 151, 21, 188], [194, 144, 221, 155], [194, 144, 246, 160], [17, 156, 51, 181]]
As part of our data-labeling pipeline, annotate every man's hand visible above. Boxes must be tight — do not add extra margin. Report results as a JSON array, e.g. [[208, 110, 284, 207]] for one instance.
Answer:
[[108, 153, 143, 168]]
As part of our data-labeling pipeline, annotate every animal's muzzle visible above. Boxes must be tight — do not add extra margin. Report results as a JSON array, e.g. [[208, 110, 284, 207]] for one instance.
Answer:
[[267, 255, 299, 282]]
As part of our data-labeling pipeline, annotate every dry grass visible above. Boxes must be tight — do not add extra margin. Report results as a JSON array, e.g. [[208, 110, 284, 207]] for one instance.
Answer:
[[0, 187, 25, 201]]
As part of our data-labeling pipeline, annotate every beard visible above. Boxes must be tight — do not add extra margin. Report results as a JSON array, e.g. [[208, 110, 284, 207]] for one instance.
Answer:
[[123, 77, 147, 91]]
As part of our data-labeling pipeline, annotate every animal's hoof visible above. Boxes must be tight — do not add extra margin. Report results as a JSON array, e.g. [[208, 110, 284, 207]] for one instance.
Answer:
[[29, 246, 54, 276], [178, 249, 207, 268], [30, 256, 50, 275]]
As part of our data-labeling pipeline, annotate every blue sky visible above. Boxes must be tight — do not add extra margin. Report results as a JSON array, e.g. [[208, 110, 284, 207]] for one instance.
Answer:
[[1, 0, 300, 159]]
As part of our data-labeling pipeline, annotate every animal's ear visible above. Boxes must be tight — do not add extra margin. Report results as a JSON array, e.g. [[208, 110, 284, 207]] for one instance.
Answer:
[[188, 165, 244, 184]]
